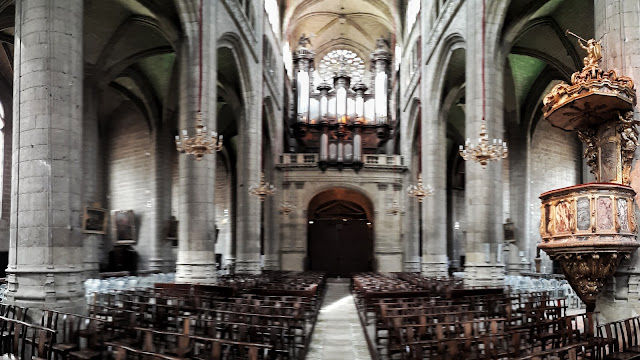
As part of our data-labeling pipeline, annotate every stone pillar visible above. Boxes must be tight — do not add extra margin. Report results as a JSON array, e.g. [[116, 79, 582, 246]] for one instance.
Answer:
[[462, 0, 506, 285], [595, 0, 640, 315], [403, 190, 421, 272], [82, 83, 103, 278], [421, 88, 448, 277], [235, 136, 262, 274], [235, 23, 263, 276], [262, 148, 278, 271], [148, 124, 172, 271], [175, 0, 217, 283], [418, 5, 448, 276], [280, 180, 305, 271], [7, 0, 85, 313], [263, 199, 279, 270]]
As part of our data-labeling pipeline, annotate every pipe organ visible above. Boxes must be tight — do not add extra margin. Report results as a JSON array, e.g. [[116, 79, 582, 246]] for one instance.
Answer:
[[292, 36, 391, 171]]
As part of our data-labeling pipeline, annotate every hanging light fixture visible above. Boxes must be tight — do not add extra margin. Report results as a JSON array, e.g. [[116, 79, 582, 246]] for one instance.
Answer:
[[279, 201, 296, 215], [458, 0, 507, 167], [408, 173, 433, 269], [249, 172, 276, 201], [387, 163, 405, 215], [407, 174, 434, 202], [279, 167, 296, 215], [386, 199, 405, 215], [175, 0, 223, 159]]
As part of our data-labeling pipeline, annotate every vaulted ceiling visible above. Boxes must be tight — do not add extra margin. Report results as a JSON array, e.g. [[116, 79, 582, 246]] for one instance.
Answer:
[[84, 0, 181, 131], [283, 0, 399, 66]]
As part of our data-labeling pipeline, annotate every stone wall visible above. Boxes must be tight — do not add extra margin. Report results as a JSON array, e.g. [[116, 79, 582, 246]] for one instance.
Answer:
[[279, 158, 406, 273], [529, 118, 582, 272], [106, 103, 153, 270]]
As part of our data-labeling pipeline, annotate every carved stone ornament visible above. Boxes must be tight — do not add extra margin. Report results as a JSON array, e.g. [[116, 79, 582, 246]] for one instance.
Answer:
[[539, 37, 640, 313], [539, 183, 639, 311], [618, 111, 640, 184], [542, 39, 636, 131], [577, 129, 599, 177], [556, 252, 627, 311]]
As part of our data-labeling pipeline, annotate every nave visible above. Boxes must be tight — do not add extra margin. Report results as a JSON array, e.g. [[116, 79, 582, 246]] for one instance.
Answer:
[[1, 271, 640, 359]]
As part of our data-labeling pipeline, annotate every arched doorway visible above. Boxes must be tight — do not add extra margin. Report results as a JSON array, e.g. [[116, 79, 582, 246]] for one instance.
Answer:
[[307, 188, 374, 277]]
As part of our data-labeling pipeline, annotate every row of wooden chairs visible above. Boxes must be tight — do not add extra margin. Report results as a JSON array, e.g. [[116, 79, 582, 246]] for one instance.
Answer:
[[93, 272, 325, 359], [351, 273, 594, 359]]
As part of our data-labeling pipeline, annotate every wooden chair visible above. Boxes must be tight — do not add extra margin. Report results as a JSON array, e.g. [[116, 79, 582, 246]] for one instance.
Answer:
[[51, 314, 79, 360], [515, 341, 587, 360], [190, 336, 271, 360], [29, 322, 58, 360], [3, 317, 28, 360], [68, 317, 104, 360], [112, 344, 183, 360], [0, 307, 28, 356], [599, 321, 640, 360]]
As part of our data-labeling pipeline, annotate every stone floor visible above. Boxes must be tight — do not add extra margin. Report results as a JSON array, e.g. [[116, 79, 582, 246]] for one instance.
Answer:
[[306, 278, 371, 360]]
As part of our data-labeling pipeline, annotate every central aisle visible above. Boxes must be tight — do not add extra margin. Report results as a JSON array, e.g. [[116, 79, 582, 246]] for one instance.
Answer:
[[306, 278, 371, 360]]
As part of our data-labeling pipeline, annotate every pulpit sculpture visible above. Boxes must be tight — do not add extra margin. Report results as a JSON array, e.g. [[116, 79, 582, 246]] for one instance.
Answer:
[[539, 34, 640, 312]]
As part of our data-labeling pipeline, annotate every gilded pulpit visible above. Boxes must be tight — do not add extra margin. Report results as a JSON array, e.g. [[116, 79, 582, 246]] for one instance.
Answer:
[[538, 35, 640, 312]]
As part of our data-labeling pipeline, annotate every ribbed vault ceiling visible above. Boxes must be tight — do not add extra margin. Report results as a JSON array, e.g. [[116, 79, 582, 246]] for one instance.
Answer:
[[283, 0, 398, 65]]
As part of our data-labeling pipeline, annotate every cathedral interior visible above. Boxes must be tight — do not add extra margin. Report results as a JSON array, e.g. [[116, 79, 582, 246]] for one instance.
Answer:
[[0, 0, 640, 359]]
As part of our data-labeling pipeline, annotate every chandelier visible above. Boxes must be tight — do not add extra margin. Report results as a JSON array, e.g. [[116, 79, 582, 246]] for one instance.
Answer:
[[459, 123, 507, 167], [249, 172, 276, 201], [386, 199, 405, 215], [174, 0, 222, 159], [175, 112, 223, 159], [407, 174, 434, 202], [279, 201, 296, 215], [458, 0, 508, 167]]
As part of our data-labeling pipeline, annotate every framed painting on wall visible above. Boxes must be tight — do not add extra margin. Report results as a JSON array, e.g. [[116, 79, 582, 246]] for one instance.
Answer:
[[82, 207, 108, 234], [112, 210, 136, 244]]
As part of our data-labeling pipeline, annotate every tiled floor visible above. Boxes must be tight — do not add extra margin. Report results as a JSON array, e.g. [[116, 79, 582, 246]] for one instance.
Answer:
[[307, 279, 371, 360]]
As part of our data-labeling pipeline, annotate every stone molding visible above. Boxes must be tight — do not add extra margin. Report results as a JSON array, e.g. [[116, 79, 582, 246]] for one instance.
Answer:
[[421, 261, 448, 277], [175, 262, 217, 283], [221, 0, 258, 61], [424, 0, 464, 64], [235, 259, 261, 274]]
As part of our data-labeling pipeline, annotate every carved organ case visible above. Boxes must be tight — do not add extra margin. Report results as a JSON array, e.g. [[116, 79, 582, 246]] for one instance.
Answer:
[[291, 38, 392, 171]]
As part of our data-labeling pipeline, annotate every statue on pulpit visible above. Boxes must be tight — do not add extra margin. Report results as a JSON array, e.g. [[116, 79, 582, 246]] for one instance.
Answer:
[[376, 36, 389, 50], [578, 38, 602, 68], [618, 111, 640, 151], [298, 33, 312, 48]]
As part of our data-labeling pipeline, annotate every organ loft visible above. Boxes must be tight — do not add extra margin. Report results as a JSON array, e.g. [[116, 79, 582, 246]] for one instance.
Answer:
[[0, 0, 638, 359]]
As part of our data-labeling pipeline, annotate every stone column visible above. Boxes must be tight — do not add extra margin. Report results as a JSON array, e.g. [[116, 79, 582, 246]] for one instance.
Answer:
[[235, 34, 263, 275], [595, 0, 640, 312], [421, 88, 448, 277], [7, 0, 85, 313], [280, 180, 304, 271], [507, 125, 530, 273], [235, 129, 262, 274], [148, 124, 172, 271], [175, 0, 217, 283], [403, 188, 421, 272], [82, 82, 103, 278], [262, 149, 278, 271], [462, 0, 506, 285], [418, 7, 448, 276]]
